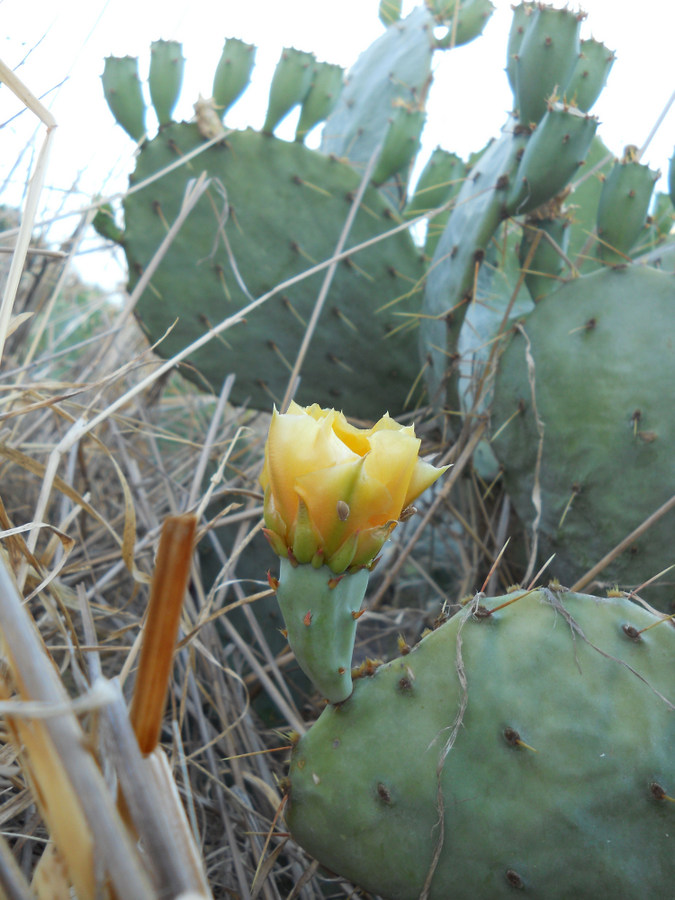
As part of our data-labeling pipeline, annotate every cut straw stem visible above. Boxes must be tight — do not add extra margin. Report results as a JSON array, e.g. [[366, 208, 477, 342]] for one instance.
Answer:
[[129, 514, 197, 754]]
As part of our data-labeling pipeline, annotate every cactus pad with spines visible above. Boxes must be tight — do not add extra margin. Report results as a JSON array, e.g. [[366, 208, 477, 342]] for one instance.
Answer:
[[320, 7, 435, 182], [123, 125, 426, 417], [148, 40, 185, 126], [102, 56, 146, 142], [596, 155, 659, 264], [491, 265, 675, 610], [513, 4, 582, 127], [212, 38, 256, 119], [287, 587, 675, 898]]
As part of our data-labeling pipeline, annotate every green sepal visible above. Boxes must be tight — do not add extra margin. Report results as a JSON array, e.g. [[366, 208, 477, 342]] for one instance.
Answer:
[[212, 38, 256, 118], [596, 157, 659, 264], [148, 40, 185, 126], [507, 104, 598, 216], [295, 62, 344, 142], [102, 55, 147, 142], [275, 560, 370, 702], [565, 38, 615, 113], [514, 5, 582, 127], [326, 531, 359, 575], [263, 47, 315, 134], [291, 499, 320, 564]]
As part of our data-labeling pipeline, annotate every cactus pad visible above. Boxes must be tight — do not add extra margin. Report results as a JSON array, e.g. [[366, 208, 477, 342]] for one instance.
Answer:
[[123, 125, 425, 417], [287, 587, 675, 898], [491, 265, 675, 609]]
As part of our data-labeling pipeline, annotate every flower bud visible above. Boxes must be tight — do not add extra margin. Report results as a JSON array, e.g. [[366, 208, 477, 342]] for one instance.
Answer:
[[260, 402, 447, 573]]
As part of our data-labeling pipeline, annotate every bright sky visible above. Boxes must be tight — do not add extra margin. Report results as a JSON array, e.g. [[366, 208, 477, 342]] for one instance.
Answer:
[[2, 0, 674, 287]]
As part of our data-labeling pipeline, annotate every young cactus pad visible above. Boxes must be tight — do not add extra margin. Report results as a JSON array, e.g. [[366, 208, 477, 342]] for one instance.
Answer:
[[122, 125, 426, 418], [491, 265, 675, 610], [287, 587, 675, 899]]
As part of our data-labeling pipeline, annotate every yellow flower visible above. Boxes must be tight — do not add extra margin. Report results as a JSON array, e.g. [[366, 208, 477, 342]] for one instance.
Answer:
[[260, 402, 447, 573]]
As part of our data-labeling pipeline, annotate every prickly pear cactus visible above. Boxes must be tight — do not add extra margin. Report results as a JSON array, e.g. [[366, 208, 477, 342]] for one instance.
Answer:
[[287, 587, 675, 899], [420, 3, 612, 409], [99, 7, 492, 419], [491, 266, 675, 611], [122, 125, 425, 418]]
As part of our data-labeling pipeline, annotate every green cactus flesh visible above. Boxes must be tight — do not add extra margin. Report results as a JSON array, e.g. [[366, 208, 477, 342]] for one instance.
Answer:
[[513, 5, 582, 127], [295, 61, 344, 142], [379, 0, 403, 26], [431, 0, 495, 48], [371, 107, 426, 186], [565, 38, 615, 113], [420, 127, 525, 407], [263, 48, 316, 135], [491, 265, 675, 611], [519, 214, 570, 302], [102, 56, 146, 142], [507, 104, 598, 216], [148, 40, 185, 127], [123, 125, 425, 418], [275, 560, 370, 704], [596, 158, 659, 264], [321, 7, 434, 183], [287, 587, 675, 899], [212, 38, 256, 119]]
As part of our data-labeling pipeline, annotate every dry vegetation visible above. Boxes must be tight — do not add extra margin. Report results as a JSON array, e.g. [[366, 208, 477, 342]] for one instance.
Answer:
[[0, 55, 517, 900]]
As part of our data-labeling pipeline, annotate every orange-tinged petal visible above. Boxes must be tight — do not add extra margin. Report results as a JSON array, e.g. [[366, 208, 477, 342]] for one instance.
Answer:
[[331, 411, 372, 456]]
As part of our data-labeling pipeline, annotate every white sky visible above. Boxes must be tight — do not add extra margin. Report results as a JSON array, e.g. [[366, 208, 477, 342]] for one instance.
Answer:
[[2, 0, 674, 287]]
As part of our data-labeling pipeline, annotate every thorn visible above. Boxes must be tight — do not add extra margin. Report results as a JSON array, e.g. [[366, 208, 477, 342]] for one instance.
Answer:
[[328, 574, 345, 589], [650, 782, 675, 802], [267, 571, 279, 591], [503, 727, 538, 753], [303, 611, 312, 627], [351, 608, 366, 620]]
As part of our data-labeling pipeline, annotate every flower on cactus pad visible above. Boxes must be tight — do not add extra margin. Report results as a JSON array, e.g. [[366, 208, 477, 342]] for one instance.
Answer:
[[260, 401, 447, 573]]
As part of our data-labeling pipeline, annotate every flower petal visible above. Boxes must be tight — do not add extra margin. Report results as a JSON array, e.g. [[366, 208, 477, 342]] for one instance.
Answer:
[[403, 458, 450, 508]]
